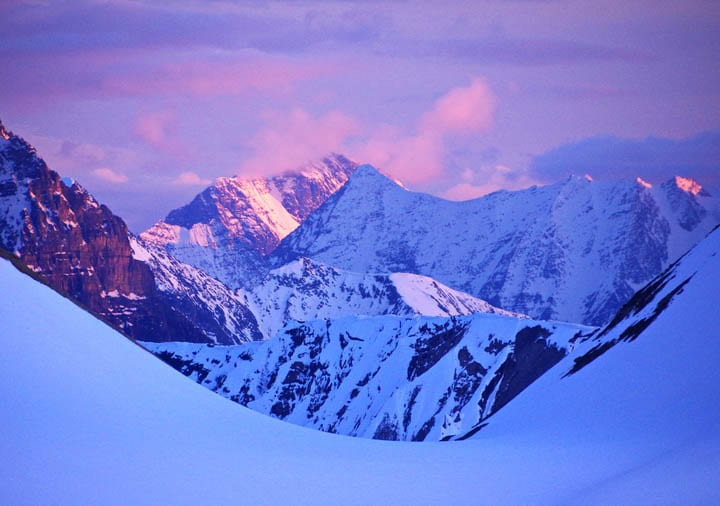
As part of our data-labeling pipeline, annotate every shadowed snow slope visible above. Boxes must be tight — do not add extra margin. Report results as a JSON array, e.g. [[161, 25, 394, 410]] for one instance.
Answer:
[[473, 226, 720, 503], [1, 250, 718, 505]]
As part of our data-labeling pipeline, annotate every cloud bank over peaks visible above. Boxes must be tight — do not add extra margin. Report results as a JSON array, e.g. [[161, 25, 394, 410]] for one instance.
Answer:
[[361, 78, 497, 184], [529, 131, 720, 189], [234, 77, 498, 185], [441, 164, 538, 201], [238, 108, 360, 178]]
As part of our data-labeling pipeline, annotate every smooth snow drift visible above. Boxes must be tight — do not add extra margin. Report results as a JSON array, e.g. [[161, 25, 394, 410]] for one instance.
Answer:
[[1, 249, 719, 505]]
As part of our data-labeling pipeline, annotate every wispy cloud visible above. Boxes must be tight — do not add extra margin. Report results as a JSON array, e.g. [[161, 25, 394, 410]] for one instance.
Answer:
[[420, 78, 497, 134], [234, 78, 498, 184], [0, 0, 387, 55], [239, 108, 360, 177], [352, 78, 497, 183], [132, 108, 195, 160], [442, 164, 538, 201], [0, 49, 333, 108], [134, 110, 177, 146], [173, 171, 212, 186], [103, 55, 332, 99], [93, 167, 129, 184], [382, 36, 644, 66]]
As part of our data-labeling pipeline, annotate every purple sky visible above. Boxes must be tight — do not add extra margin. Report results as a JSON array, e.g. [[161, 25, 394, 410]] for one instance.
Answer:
[[1, 0, 718, 232]]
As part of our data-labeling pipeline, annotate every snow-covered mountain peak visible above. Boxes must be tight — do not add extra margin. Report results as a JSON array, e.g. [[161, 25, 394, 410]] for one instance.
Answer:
[[141, 154, 358, 287], [276, 171, 720, 325], [342, 163, 412, 192], [346, 163, 401, 189], [0, 119, 264, 345], [561, 174, 594, 186], [353, 163, 383, 177], [636, 176, 652, 188], [671, 175, 706, 196], [239, 255, 521, 340], [0, 118, 10, 141]]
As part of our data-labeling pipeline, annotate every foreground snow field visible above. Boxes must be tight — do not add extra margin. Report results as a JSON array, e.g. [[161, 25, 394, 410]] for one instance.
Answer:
[[1, 248, 718, 505]]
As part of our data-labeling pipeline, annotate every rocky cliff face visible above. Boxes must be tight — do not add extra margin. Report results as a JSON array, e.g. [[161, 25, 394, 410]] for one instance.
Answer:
[[144, 313, 591, 441], [0, 119, 260, 344], [141, 154, 358, 288], [564, 224, 720, 378]]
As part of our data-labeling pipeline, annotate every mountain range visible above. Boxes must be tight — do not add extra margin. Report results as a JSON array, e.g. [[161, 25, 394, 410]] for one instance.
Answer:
[[1, 122, 513, 345], [141, 153, 718, 327], [273, 165, 719, 325], [144, 314, 590, 441], [2, 218, 717, 505], [146, 223, 720, 441], [1, 114, 718, 451]]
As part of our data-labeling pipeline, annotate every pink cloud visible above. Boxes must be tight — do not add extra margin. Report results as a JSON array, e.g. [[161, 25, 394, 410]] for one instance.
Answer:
[[174, 171, 212, 186], [133, 109, 194, 160], [442, 165, 539, 201], [420, 78, 497, 134], [1, 49, 333, 112], [239, 108, 360, 177], [351, 129, 445, 184], [441, 182, 488, 201], [25, 135, 139, 185], [351, 77, 497, 184], [93, 167, 129, 184], [104, 56, 331, 99], [236, 77, 498, 186], [134, 110, 176, 146]]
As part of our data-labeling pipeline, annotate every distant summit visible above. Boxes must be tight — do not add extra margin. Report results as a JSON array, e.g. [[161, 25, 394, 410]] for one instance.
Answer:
[[273, 169, 720, 325], [142, 153, 358, 287], [0, 118, 10, 140], [672, 175, 708, 196]]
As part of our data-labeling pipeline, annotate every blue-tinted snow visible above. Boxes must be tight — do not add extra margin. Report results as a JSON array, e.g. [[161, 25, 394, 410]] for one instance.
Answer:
[[1, 240, 719, 504]]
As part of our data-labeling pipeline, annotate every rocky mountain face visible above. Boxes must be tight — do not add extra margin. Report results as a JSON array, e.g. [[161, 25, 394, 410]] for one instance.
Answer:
[[141, 224, 720, 442], [463, 224, 720, 455], [563, 223, 720, 379], [141, 154, 358, 288], [0, 119, 261, 344], [273, 165, 720, 326], [144, 313, 591, 441], [1, 120, 516, 345]]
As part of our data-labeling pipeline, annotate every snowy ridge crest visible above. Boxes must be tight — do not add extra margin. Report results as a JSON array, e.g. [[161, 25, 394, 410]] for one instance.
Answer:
[[239, 256, 522, 340], [274, 165, 720, 326]]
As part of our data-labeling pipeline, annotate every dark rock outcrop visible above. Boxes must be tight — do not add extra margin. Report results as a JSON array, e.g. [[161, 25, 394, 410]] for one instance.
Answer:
[[0, 119, 259, 344]]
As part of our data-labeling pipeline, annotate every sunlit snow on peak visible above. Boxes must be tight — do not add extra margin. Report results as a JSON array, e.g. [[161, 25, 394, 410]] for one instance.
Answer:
[[674, 176, 703, 196], [636, 177, 652, 188]]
